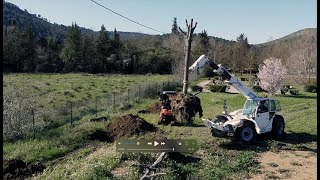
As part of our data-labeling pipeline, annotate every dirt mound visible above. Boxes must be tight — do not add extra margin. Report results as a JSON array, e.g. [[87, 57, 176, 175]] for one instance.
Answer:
[[89, 114, 157, 142], [3, 159, 45, 180], [138, 102, 161, 114], [107, 114, 157, 141], [171, 94, 203, 124]]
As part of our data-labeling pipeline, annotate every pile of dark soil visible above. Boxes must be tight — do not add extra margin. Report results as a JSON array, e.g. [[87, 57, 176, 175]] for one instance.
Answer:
[[3, 159, 45, 180], [171, 94, 203, 123], [89, 114, 157, 142], [138, 102, 161, 114], [107, 114, 157, 140]]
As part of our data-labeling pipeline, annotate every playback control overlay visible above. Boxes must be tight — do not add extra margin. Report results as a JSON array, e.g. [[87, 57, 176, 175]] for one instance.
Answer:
[[116, 139, 197, 152]]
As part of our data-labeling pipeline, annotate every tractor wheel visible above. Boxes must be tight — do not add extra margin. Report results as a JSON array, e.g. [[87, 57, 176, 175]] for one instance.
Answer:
[[272, 117, 285, 139], [211, 117, 228, 137], [236, 123, 257, 143]]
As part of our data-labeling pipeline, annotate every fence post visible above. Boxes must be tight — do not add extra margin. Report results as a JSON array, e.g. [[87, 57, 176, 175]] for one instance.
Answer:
[[32, 108, 35, 139], [138, 85, 141, 100], [113, 92, 116, 110], [70, 101, 73, 126], [127, 89, 130, 105], [95, 97, 98, 117]]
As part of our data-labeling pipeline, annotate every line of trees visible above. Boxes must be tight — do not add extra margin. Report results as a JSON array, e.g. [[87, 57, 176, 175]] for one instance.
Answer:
[[3, 15, 316, 84], [3, 22, 174, 74]]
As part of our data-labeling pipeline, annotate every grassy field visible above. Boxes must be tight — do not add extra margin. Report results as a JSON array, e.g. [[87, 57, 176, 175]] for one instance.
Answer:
[[3, 73, 317, 179], [3, 73, 175, 106]]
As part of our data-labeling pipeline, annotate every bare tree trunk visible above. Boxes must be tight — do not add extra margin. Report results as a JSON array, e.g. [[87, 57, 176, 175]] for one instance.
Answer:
[[179, 19, 197, 95]]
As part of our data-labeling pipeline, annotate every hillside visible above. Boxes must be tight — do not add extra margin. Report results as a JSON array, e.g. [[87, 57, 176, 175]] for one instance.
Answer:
[[3, 1, 151, 40], [254, 28, 317, 47]]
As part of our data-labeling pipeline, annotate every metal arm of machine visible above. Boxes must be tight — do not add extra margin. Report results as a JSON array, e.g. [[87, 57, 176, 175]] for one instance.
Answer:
[[189, 55, 258, 100]]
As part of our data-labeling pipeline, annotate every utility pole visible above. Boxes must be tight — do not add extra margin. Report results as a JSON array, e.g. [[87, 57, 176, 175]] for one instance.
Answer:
[[179, 19, 197, 95]]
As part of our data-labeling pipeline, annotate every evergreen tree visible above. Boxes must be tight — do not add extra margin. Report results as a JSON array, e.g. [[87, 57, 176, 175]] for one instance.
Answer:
[[199, 29, 210, 54], [171, 17, 179, 35], [234, 33, 250, 74], [96, 25, 112, 72], [36, 37, 64, 72], [60, 23, 82, 72], [111, 28, 121, 58], [81, 34, 98, 73], [3, 25, 37, 72]]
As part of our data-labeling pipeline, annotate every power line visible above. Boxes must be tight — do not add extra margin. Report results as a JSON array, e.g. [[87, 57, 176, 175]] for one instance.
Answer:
[[90, 0, 166, 34]]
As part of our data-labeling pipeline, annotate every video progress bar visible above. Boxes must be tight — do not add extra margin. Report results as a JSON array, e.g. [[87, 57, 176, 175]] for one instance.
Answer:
[[125, 148, 175, 151]]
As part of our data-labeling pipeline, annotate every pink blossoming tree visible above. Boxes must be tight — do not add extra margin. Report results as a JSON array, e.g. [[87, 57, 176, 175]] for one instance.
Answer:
[[257, 58, 287, 95]]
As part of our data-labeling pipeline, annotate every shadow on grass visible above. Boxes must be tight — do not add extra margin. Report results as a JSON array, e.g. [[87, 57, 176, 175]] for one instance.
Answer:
[[167, 152, 201, 164], [276, 94, 317, 99], [219, 132, 317, 153]]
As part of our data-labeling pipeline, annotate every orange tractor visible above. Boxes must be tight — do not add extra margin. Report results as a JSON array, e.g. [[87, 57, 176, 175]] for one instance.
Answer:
[[158, 91, 177, 125]]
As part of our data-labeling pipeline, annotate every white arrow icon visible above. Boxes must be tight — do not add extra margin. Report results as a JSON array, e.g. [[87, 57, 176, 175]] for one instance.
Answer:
[[154, 141, 159, 146], [161, 142, 165, 145]]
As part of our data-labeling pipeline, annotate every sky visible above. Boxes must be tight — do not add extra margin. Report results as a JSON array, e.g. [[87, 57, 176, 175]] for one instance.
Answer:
[[5, 0, 317, 44]]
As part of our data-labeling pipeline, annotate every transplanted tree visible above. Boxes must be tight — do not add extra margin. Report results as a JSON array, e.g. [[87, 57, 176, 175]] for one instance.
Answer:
[[257, 58, 287, 95]]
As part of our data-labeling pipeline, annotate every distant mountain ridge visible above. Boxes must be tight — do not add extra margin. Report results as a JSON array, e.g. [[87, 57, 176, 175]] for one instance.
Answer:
[[3, 1, 315, 51], [255, 28, 316, 47], [3, 1, 151, 40]]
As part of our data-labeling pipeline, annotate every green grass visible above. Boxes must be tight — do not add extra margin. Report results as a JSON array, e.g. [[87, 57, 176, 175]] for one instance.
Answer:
[[3, 74, 317, 180], [3, 73, 174, 106]]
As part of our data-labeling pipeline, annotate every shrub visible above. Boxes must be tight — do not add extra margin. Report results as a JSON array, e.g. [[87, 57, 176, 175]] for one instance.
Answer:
[[240, 78, 249, 81], [304, 84, 317, 93], [289, 89, 299, 95], [252, 85, 264, 92], [162, 82, 182, 91], [201, 66, 214, 77], [209, 84, 227, 92], [190, 85, 203, 92], [280, 86, 289, 95]]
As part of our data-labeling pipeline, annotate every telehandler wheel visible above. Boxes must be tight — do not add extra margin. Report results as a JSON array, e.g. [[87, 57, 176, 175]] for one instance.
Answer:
[[272, 117, 285, 139], [211, 117, 227, 137], [236, 123, 257, 143]]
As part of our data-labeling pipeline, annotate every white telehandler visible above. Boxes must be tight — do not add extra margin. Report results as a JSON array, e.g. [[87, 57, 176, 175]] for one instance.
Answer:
[[189, 55, 285, 143]]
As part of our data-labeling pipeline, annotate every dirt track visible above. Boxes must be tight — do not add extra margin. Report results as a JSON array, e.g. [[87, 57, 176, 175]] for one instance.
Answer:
[[249, 150, 316, 180]]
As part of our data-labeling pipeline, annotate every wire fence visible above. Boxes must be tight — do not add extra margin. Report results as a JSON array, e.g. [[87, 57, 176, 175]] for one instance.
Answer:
[[3, 79, 182, 142]]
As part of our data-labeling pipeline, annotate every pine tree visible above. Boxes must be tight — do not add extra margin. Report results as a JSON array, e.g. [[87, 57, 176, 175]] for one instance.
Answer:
[[96, 25, 112, 72], [60, 23, 82, 72], [171, 17, 179, 35], [21, 26, 37, 72], [234, 33, 250, 74], [199, 29, 210, 54], [81, 34, 98, 73]]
